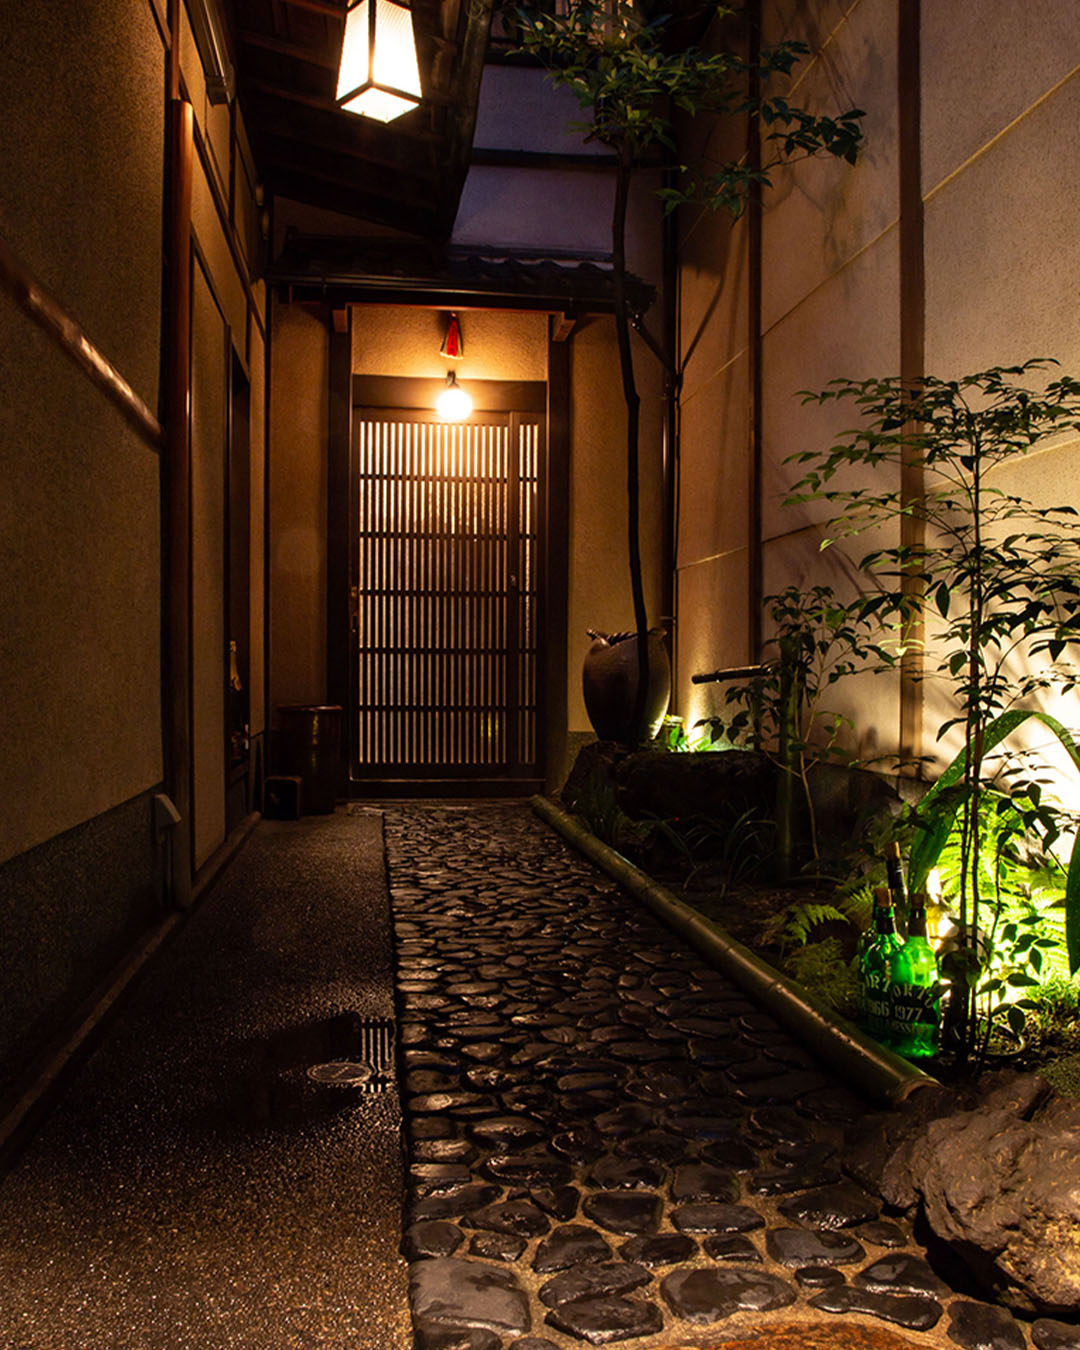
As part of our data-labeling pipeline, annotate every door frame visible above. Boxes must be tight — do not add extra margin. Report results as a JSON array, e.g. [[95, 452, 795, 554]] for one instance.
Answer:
[[327, 329, 570, 797]]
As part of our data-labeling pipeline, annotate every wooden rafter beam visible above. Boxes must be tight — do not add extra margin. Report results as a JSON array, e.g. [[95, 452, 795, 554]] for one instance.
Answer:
[[259, 132, 432, 196], [277, 0, 344, 18], [246, 93, 438, 174], [262, 144, 435, 209], [267, 167, 440, 234], [237, 29, 338, 70]]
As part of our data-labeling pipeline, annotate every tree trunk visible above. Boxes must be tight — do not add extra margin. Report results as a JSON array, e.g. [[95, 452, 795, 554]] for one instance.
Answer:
[[612, 147, 650, 746]]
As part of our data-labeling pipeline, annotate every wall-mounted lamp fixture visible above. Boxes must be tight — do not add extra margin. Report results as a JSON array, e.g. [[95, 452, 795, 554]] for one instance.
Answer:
[[436, 371, 472, 422], [336, 0, 422, 123]]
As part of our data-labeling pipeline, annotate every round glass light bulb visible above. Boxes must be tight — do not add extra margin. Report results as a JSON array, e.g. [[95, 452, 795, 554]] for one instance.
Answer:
[[436, 376, 472, 421]]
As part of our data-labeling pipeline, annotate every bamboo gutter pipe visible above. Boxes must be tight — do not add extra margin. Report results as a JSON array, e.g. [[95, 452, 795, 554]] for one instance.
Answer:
[[531, 794, 938, 1108]]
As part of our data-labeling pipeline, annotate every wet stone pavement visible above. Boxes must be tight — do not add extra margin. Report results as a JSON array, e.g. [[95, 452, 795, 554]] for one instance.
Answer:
[[384, 804, 1048, 1350]]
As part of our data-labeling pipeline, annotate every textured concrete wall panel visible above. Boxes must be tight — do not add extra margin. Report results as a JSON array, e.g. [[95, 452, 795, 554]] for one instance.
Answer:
[[179, 0, 208, 127], [762, 0, 857, 52], [761, 232, 901, 542], [924, 73, 1080, 382], [761, 0, 899, 333], [678, 352, 751, 568], [0, 1, 163, 408], [352, 306, 548, 382], [679, 210, 751, 398], [191, 162, 249, 362], [676, 551, 751, 733], [0, 294, 163, 865], [922, 1, 1080, 192], [269, 305, 330, 717]]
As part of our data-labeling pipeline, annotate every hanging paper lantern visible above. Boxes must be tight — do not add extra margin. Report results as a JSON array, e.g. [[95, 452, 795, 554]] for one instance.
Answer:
[[336, 0, 422, 124], [440, 312, 463, 360]]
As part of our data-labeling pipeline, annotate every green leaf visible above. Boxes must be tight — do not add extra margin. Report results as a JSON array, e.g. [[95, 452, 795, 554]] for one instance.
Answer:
[[909, 710, 1080, 889]]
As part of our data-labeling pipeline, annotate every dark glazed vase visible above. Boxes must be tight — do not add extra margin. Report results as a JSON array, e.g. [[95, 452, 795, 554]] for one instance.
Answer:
[[582, 628, 671, 745]]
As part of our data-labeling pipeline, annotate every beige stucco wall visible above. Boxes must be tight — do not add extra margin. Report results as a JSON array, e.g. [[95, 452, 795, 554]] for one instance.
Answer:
[[269, 304, 330, 715], [757, 0, 900, 784], [918, 1, 1080, 773], [0, 0, 165, 865], [676, 0, 902, 755], [676, 0, 1080, 773], [351, 305, 548, 382]]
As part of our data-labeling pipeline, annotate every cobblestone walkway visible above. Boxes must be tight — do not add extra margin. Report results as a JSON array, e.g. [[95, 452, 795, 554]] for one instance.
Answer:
[[385, 804, 1041, 1350]]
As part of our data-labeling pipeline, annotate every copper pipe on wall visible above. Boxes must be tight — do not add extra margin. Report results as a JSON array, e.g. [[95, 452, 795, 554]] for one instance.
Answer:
[[164, 97, 195, 907], [746, 0, 764, 666], [898, 0, 926, 773], [0, 234, 163, 452]]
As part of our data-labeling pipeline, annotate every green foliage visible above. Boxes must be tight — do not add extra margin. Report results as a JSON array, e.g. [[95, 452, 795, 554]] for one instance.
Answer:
[[642, 806, 772, 896], [512, 0, 864, 213], [567, 765, 632, 845], [654, 715, 709, 753], [781, 937, 860, 1017], [1026, 974, 1080, 1051], [777, 901, 850, 950], [760, 889, 867, 957], [700, 584, 893, 863], [786, 362, 1080, 1062]]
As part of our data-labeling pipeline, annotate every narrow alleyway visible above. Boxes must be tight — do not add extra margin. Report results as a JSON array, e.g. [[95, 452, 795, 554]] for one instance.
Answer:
[[0, 803, 1054, 1349]]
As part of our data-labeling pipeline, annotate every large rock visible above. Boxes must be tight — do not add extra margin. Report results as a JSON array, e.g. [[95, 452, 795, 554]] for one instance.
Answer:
[[880, 1077, 1080, 1313]]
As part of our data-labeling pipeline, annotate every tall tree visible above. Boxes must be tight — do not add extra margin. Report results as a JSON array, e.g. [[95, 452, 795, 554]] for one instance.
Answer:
[[515, 0, 863, 741]]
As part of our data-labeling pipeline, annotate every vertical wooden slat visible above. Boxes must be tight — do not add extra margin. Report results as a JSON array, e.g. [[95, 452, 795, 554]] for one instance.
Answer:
[[353, 410, 543, 781], [506, 415, 522, 773]]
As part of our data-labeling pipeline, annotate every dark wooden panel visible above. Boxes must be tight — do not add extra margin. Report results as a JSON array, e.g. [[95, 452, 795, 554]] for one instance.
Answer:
[[352, 375, 547, 414]]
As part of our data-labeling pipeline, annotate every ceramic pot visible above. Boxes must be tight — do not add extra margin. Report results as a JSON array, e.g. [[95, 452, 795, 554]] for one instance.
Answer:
[[582, 627, 671, 744]]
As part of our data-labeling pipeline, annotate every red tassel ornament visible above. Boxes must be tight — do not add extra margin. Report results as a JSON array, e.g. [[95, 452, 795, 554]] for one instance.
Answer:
[[440, 312, 462, 359]]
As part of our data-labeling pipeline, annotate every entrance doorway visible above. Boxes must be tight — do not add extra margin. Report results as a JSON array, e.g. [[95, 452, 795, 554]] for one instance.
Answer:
[[350, 405, 545, 792]]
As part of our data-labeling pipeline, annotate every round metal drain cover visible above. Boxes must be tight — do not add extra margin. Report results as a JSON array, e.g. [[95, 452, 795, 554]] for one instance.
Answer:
[[306, 1060, 374, 1086]]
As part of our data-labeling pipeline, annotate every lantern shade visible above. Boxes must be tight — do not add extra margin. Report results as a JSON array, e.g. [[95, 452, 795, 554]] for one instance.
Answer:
[[336, 0, 422, 124]]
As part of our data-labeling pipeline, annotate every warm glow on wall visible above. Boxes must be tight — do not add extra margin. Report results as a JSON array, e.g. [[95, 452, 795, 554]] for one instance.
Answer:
[[336, 0, 422, 124], [436, 372, 472, 422]]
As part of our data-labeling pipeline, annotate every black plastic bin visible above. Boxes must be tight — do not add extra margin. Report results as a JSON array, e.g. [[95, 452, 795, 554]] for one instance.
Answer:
[[275, 705, 343, 814]]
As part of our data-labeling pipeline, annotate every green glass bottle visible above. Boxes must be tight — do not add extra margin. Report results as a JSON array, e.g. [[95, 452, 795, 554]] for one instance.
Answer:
[[858, 887, 904, 1047], [888, 891, 941, 1058], [885, 840, 909, 934]]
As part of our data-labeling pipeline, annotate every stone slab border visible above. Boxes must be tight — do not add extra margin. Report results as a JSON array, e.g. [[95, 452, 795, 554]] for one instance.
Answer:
[[530, 794, 937, 1108]]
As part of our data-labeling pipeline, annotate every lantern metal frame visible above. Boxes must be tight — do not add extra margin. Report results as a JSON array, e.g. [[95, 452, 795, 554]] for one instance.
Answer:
[[335, 0, 423, 124]]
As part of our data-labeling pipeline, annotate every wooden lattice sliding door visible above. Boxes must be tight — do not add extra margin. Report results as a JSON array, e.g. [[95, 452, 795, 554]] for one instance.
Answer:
[[351, 410, 543, 789]]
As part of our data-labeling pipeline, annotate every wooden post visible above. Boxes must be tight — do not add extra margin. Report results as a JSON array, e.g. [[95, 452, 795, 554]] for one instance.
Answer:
[[164, 97, 195, 906]]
